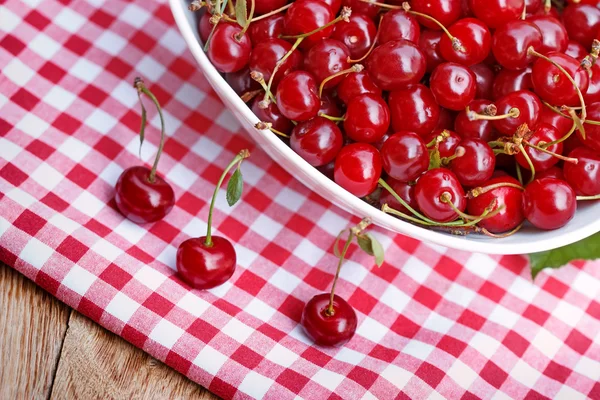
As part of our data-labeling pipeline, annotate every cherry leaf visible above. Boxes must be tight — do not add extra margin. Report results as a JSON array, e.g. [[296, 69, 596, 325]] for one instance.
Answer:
[[235, 0, 247, 28], [357, 234, 385, 267], [429, 147, 442, 170], [226, 168, 243, 206], [529, 233, 600, 279]]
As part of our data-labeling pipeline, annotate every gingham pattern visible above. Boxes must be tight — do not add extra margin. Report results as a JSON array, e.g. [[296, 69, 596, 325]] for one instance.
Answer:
[[1, 1, 600, 398]]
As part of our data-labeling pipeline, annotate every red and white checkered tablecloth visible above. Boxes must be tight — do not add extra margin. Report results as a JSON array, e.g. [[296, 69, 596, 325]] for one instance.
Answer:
[[1, 0, 600, 398]]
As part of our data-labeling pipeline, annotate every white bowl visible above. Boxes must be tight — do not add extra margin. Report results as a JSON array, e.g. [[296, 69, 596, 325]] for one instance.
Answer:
[[169, 0, 600, 255]]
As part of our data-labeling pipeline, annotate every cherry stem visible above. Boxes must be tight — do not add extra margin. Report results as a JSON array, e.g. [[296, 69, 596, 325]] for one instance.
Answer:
[[440, 192, 478, 221], [516, 162, 524, 185], [255, 121, 289, 138], [249, 3, 291, 22], [521, 2, 526, 19], [540, 120, 577, 149], [280, 7, 351, 40], [482, 222, 524, 238], [468, 182, 524, 198], [235, 0, 255, 41], [518, 143, 536, 184], [577, 194, 600, 201], [348, 15, 382, 63], [260, 37, 303, 107], [378, 178, 440, 225], [466, 106, 520, 121], [240, 89, 262, 103], [134, 78, 165, 184], [319, 64, 363, 97], [250, 71, 277, 104], [426, 130, 450, 148], [441, 146, 465, 165], [319, 113, 345, 122], [188, 1, 205, 11], [523, 140, 578, 164], [358, 0, 400, 9], [544, 0, 551, 13], [205, 149, 250, 246], [203, 18, 221, 51], [400, 2, 464, 52], [382, 204, 486, 227], [543, 102, 600, 132]]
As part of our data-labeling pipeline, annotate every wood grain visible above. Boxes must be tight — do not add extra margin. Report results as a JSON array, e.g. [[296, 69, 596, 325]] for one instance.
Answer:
[[50, 312, 219, 400], [0, 263, 71, 400]]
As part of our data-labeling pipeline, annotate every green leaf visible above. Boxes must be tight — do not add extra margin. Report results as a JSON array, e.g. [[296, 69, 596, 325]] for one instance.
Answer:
[[429, 147, 442, 170], [226, 168, 243, 206], [235, 0, 247, 28], [529, 233, 600, 279], [357, 233, 385, 267]]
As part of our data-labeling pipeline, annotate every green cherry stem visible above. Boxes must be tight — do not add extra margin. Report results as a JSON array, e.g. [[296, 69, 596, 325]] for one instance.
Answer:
[[577, 194, 600, 201], [482, 222, 524, 238], [378, 178, 440, 224], [515, 162, 524, 185], [518, 143, 536, 184], [205, 149, 250, 247], [260, 37, 303, 107], [134, 77, 166, 184], [523, 140, 579, 164], [319, 64, 363, 97], [236, 0, 255, 40], [327, 229, 353, 316], [319, 113, 345, 122]]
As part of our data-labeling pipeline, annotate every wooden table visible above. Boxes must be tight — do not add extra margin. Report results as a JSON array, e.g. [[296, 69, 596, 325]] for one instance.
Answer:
[[0, 263, 219, 399]]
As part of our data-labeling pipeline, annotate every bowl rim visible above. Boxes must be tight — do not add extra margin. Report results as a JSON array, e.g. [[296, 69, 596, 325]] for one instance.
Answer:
[[169, 0, 600, 255]]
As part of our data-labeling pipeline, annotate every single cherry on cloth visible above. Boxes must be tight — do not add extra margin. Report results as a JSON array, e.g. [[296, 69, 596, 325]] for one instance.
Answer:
[[366, 39, 427, 91], [522, 178, 577, 230], [379, 178, 418, 214], [467, 176, 525, 233], [492, 20, 542, 70], [337, 72, 382, 105], [388, 84, 440, 137], [344, 94, 390, 143], [447, 138, 496, 187], [177, 150, 250, 290], [334, 143, 382, 197], [414, 168, 467, 222], [207, 24, 252, 73], [290, 117, 343, 166], [439, 18, 492, 66], [115, 78, 175, 224], [381, 131, 429, 182], [275, 71, 321, 121], [429, 62, 477, 111], [564, 147, 600, 196]]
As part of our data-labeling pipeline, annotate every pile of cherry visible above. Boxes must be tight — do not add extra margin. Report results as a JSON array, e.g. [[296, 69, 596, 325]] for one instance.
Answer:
[[194, 0, 600, 237]]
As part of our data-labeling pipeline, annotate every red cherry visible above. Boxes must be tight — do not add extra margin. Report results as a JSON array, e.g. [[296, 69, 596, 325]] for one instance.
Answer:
[[455, 99, 496, 141], [492, 67, 533, 100], [580, 103, 600, 152], [492, 20, 542, 70], [252, 97, 293, 134], [177, 236, 236, 289], [381, 131, 429, 181], [516, 124, 563, 172], [584, 64, 600, 104], [469, 63, 494, 100], [275, 71, 320, 121], [226, 68, 260, 98], [248, 14, 285, 46], [341, 0, 379, 19], [305, 39, 351, 89], [344, 94, 390, 143], [448, 138, 495, 187], [337, 72, 382, 105], [467, 176, 525, 233], [524, 0, 542, 14], [249, 39, 302, 89], [564, 147, 600, 196], [439, 18, 492, 66], [415, 168, 467, 222], [492, 90, 541, 137], [379, 10, 420, 44], [535, 166, 564, 181], [283, 0, 334, 50], [317, 0, 342, 14], [424, 128, 462, 157], [412, 0, 462, 29], [291, 117, 343, 166], [468, 0, 524, 29], [366, 39, 427, 91], [319, 92, 344, 117], [528, 15, 568, 54], [565, 40, 588, 61], [539, 105, 572, 137], [198, 12, 212, 43], [254, 0, 288, 15], [562, 4, 600, 49], [419, 29, 445, 73], [115, 166, 175, 224], [301, 293, 357, 347], [531, 52, 590, 107], [318, 161, 336, 180], [522, 178, 577, 230], [436, 108, 457, 130], [379, 178, 418, 213], [331, 14, 377, 60], [207, 24, 252, 73], [388, 84, 440, 137], [430, 62, 477, 110], [334, 143, 382, 197]]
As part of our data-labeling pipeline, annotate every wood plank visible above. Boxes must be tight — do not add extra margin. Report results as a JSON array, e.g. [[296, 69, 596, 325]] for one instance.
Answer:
[[51, 311, 219, 400], [0, 263, 71, 400]]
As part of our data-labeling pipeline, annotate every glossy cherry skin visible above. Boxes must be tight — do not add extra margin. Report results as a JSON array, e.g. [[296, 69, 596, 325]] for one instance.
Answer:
[[249, 39, 302, 89], [381, 131, 429, 181], [252, 97, 293, 134], [412, 0, 462, 29], [439, 18, 492, 66], [379, 10, 420, 44], [226, 68, 260, 98], [319, 92, 344, 117], [276, 71, 320, 121], [290, 117, 343, 166], [531, 52, 590, 107], [492, 20, 542, 70], [198, 12, 212, 43], [455, 99, 496, 141], [436, 108, 457, 131], [425, 128, 462, 157], [248, 14, 285, 46], [565, 40, 588, 61], [301, 293, 357, 347], [516, 124, 563, 172], [341, 0, 379, 20], [522, 178, 577, 230], [539, 105, 572, 137], [380, 178, 418, 213], [415, 168, 467, 222], [344, 94, 390, 143], [564, 147, 600, 196], [115, 166, 175, 224], [535, 166, 564, 181], [563, 4, 600, 49], [492, 90, 541, 137], [305, 39, 351, 89], [176, 236, 236, 290], [430, 62, 477, 111], [448, 138, 495, 187], [469, 63, 494, 100], [492, 68, 533, 100], [337, 72, 382, 105], [528, 15, 568, 54], [254, 0, 288, 15], [468, 0, 524, 29], [207, 24, 252, 73], [334, 143, 382, 197], [388, 84, 440, 137], [366, 39, 427, 91], [283, 0, 334, 50], [467, 176, 525, 233], [318, 0, 342, 14], [584, 64, 600, 104], [419, 30, 445, 73], [580, 103, 600, 153], [331, 14, 377, 60], [524, 0, 542, 13]]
